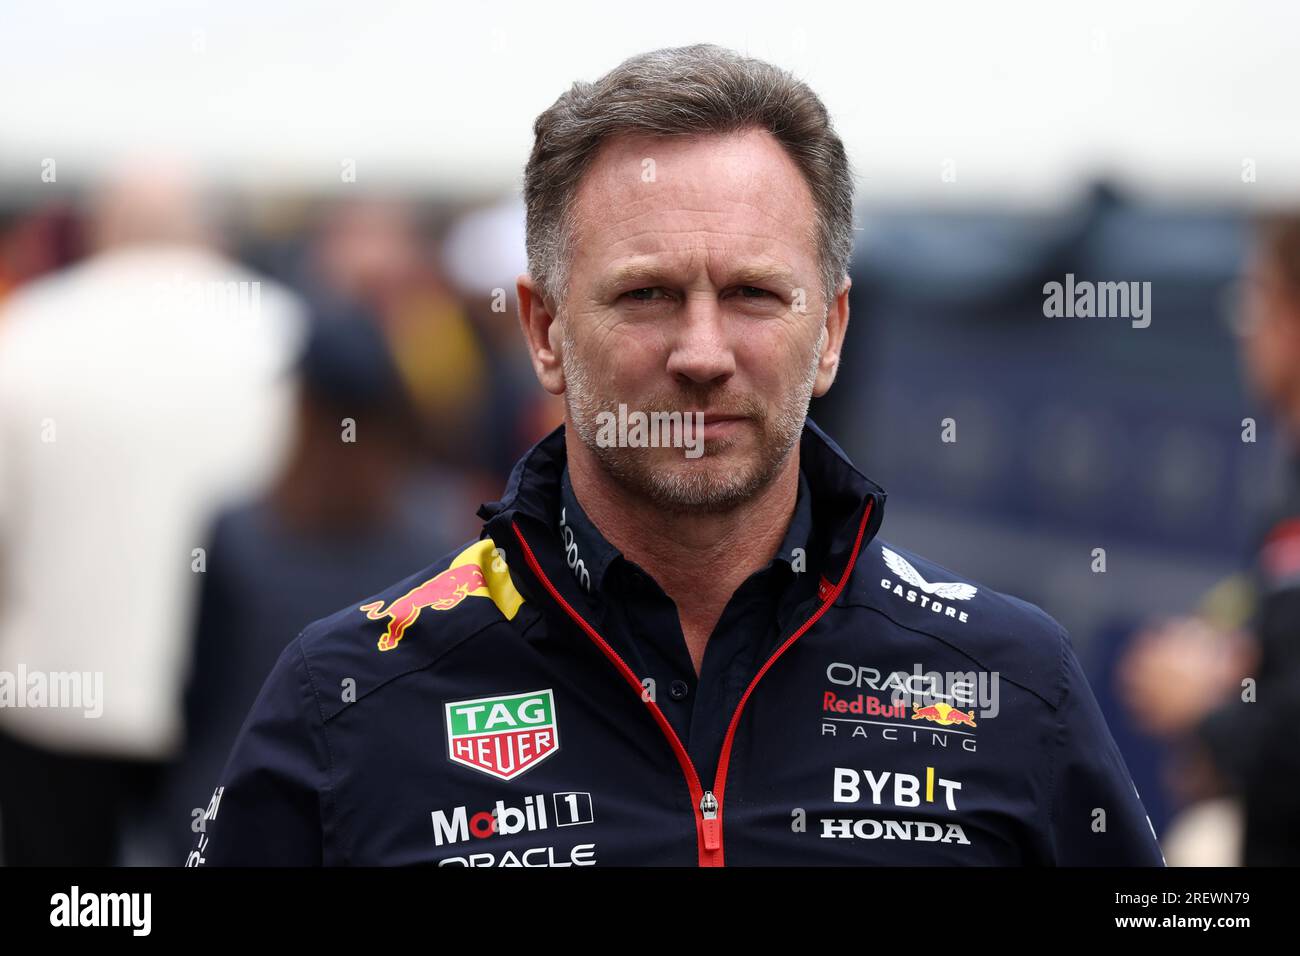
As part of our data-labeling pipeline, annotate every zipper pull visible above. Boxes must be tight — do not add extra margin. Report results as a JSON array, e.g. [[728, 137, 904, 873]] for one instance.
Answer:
[[700, 790, 721, 850]]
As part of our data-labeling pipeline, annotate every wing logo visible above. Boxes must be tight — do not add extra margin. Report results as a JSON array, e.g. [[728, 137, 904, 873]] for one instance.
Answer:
[[881, 548, 977, 601]]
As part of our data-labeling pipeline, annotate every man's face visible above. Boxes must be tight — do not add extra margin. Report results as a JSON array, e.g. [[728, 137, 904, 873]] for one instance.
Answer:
[[538, 127, 845, 514], [1240, 248, 1300, 414]]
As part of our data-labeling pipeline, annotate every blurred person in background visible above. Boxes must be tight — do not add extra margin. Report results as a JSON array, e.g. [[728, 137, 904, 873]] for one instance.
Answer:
[[290, 195, 559, 492], [1120, 213, 1300, 866], [295, 198, 488, 467], [0, 160, 305, 865], [0, 205, 85, 306], [297, 196, 424, 320], [437, 197, 564, 479], [160, 306, 466, 864]]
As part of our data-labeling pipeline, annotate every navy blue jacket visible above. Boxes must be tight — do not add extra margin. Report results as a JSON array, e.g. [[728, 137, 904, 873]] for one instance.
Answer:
[[185, 421, 1165, 866]]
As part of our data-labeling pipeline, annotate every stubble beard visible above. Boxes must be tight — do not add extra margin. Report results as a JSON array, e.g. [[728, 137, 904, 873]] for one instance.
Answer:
[[561, 324, 825, 515]]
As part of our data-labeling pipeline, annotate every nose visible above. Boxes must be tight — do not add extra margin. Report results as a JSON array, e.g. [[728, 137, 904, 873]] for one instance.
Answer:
[[664, 294, 736, 387]]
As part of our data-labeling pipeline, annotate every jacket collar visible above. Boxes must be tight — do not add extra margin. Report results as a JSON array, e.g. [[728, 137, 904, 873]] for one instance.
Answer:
[[555, 459, 815, 596], [478, 418, 888, 600]]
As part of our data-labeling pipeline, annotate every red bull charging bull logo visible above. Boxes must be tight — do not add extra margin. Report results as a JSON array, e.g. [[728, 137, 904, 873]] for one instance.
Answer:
[[360, 539, 524, 651], [911, 702, 977, 728]]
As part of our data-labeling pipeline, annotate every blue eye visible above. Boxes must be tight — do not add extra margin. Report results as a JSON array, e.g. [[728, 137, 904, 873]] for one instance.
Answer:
[[624, 287, 664, 301], [739, 286, 770, 298]]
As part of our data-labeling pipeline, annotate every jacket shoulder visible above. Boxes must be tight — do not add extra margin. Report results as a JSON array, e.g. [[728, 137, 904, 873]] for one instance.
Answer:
[[843, 537, 1067, 707], [295, 536, 530, 720]]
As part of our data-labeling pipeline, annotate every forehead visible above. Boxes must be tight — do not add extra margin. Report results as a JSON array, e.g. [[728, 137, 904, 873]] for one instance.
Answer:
[[569, 128, 818, 276]]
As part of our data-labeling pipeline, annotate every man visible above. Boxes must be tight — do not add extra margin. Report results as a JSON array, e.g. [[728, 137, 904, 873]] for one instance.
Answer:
[[187, 45, 1163, 866], [1121, 214, 1300, 865]]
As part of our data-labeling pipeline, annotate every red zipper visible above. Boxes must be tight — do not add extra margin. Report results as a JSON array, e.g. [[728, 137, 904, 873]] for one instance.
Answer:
[[510, 496, 873, 866]]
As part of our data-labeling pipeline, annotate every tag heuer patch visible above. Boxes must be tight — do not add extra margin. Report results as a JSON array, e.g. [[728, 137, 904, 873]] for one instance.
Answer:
[[445, 689, 559, 780]]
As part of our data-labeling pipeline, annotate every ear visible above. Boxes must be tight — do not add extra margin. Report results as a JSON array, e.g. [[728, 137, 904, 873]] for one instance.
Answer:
[[812, 276, 851, 397], [517, 273, 566, 395]]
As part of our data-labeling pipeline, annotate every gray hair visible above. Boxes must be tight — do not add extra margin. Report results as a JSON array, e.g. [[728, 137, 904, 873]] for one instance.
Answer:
[[522, 43, 856, 312]]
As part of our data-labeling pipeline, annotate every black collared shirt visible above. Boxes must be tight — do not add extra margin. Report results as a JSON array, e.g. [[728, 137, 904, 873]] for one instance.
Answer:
[[557, 464, 819, 788]]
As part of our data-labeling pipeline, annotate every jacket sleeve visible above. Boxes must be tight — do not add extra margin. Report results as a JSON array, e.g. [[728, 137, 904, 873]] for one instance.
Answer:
[[183, 635, 330, 866], [1045, 628, 1166, 866]]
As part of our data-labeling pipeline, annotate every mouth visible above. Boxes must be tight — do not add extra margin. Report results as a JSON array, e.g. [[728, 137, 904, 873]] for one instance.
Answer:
[[692, 412, 750, 439]]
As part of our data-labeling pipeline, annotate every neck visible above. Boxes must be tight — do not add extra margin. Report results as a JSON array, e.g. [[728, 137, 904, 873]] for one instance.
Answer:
[[565, 428, 800, 619]]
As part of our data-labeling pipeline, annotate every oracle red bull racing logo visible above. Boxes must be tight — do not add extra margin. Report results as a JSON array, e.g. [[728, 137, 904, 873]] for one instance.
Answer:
[[360, 539, 524, 651], [445, 689, 560, 781], [821, 661, 995, 752]]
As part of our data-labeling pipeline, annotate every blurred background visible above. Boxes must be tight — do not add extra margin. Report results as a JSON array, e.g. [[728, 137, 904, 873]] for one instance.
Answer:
[[1, 0, 1298, 866]]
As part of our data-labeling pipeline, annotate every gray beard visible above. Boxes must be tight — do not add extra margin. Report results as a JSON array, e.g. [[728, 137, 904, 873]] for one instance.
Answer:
[[561, 325, 823, 515]]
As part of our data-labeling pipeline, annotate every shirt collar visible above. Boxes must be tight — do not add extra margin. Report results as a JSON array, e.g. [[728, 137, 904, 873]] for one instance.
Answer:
[[478, 418, 887, 606], [555, 461, 815, 596], [558, 466, 618, 594]]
